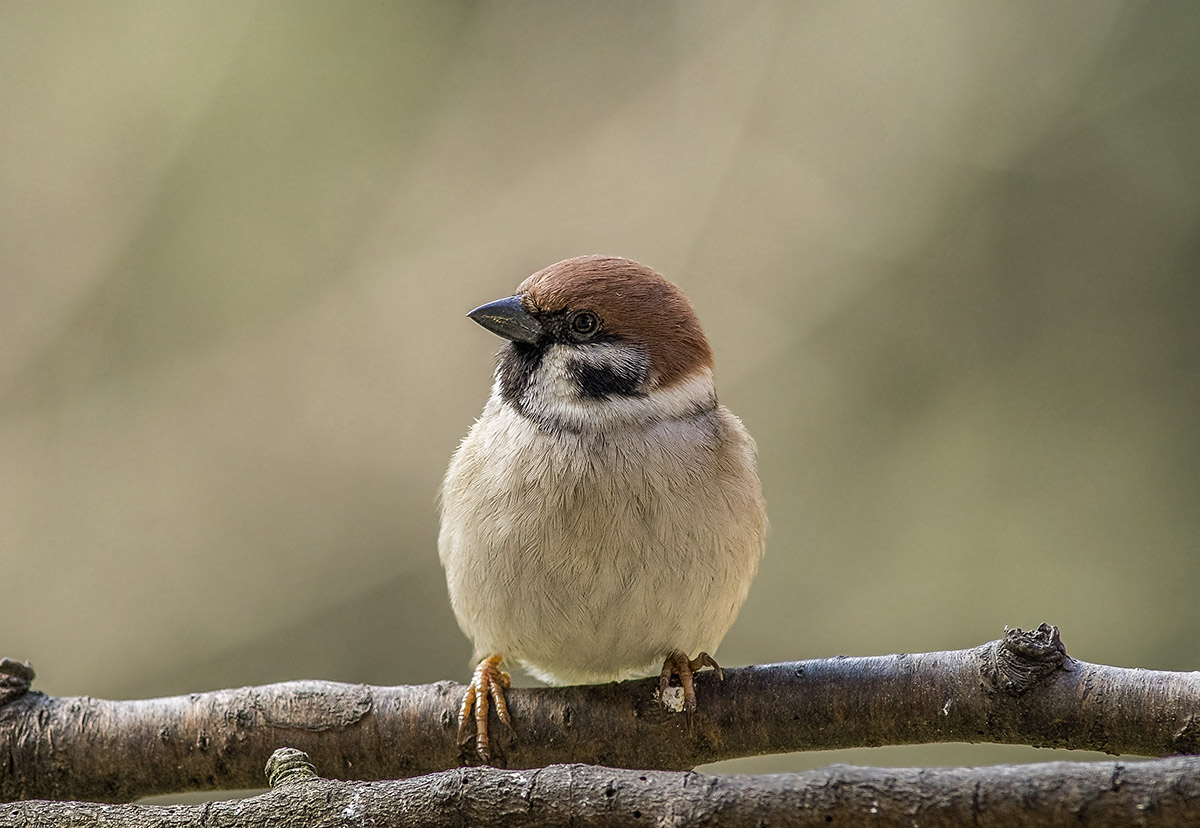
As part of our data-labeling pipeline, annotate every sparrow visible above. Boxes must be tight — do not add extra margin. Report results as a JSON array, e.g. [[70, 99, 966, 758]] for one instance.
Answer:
[[439, 255, 767, 761]]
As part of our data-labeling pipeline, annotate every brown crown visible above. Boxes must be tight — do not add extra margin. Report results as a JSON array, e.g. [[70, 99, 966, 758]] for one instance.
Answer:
[[517, 255, 714, 388]]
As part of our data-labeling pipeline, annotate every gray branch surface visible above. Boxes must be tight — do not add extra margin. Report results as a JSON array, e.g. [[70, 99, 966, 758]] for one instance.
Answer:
[[2, 625, 1198, 805], [5, 750, 1200, 828]]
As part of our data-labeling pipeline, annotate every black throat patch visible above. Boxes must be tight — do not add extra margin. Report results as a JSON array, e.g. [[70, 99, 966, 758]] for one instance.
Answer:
[[497, 341, 543, 407]]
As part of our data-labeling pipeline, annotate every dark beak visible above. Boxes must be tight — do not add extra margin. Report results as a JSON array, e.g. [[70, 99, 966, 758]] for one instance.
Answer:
[[467, 295, 544, 344]]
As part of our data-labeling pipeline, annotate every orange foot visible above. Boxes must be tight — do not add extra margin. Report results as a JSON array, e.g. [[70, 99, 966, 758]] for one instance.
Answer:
[[659, 650, 724, 714], [458, 654, 514, 761]]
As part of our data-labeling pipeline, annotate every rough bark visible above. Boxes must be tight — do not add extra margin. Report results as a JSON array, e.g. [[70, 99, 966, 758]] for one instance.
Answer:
[[2, 625, 1198, 803], [5, 751, 1199, 827]]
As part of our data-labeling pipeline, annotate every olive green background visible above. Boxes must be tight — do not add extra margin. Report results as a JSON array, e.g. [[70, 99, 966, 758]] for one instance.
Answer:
[[3, 1, 1197, 790]]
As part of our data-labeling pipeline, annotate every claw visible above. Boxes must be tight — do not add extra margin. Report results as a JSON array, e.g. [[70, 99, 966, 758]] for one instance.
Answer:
[[458, 654, 512, 761], [659, 650, 723, 715], [456, 681, 477, 747]]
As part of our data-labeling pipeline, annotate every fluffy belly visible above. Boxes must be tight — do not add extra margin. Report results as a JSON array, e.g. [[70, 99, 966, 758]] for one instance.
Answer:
[[443, 471, 759, 684], [439, 402, 764, 686], [499, 537, 724, 683]]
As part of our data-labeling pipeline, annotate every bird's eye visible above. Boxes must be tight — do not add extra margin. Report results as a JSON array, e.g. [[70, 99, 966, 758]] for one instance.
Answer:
[[569, 311, 600, 339]]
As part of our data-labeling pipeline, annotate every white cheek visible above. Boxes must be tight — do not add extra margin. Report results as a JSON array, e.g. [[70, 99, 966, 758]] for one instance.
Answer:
[[509, 343, 717, 431], [568, 343, 650, 386], [526, 344, 582, 404]]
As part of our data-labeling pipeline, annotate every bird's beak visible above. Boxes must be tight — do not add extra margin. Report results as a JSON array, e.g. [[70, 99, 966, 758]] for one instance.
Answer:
[[467, 295, 544, 344]]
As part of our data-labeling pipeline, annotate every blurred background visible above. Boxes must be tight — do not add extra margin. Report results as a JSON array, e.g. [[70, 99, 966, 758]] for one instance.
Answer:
[[3, 0, 1198, 787]]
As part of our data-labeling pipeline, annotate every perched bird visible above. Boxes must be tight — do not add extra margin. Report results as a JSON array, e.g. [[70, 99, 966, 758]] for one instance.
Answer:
[[439, 255, 767, 760]]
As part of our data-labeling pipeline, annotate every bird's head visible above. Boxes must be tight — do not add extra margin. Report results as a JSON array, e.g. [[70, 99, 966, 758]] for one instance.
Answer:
[[468, 255, 717, 432]]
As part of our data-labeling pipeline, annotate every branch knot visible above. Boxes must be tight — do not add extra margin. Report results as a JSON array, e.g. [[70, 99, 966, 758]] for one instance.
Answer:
[[1172, 714, 1200, 755], [0, 658, 35, 707], [985, 623, 1068, 695], [265, 748, 318, 788]]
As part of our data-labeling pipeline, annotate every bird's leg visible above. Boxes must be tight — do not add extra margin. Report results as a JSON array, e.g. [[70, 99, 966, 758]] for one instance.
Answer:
[[458, 654, 513, 761], [659, 650, 724, 714]]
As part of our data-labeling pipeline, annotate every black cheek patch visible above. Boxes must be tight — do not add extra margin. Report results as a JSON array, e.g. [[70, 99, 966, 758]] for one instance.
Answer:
[[569, 357, 648, 399], [498, 342, 543, 407]]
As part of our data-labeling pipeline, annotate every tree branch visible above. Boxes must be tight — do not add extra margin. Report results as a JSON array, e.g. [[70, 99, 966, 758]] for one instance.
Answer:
[[2, 625, 1197, 803], [6, 749, 1200, 827]]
